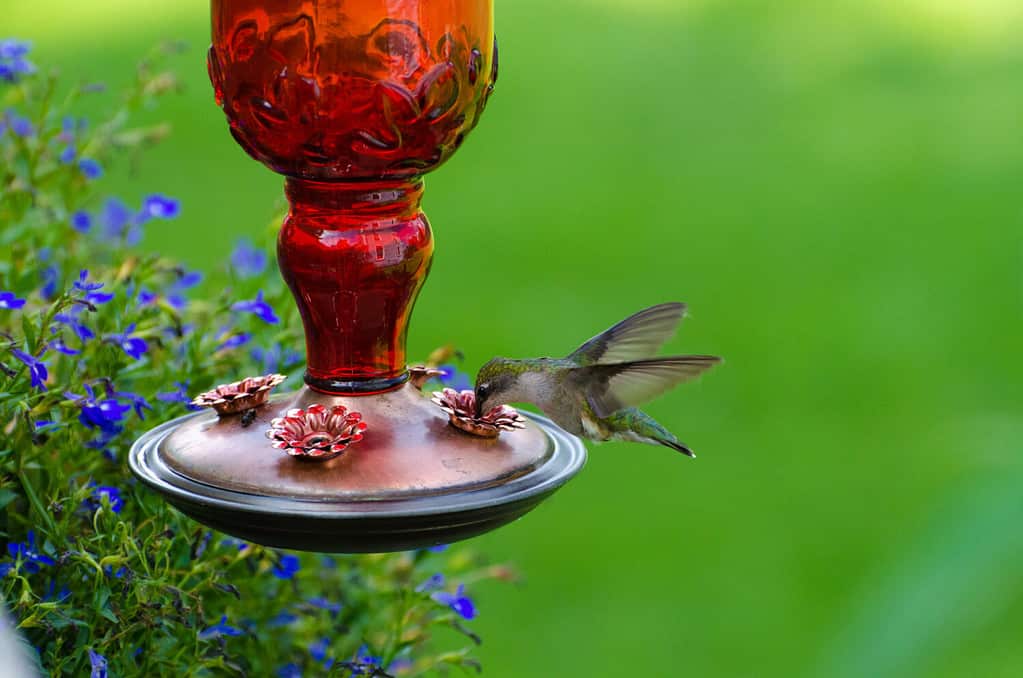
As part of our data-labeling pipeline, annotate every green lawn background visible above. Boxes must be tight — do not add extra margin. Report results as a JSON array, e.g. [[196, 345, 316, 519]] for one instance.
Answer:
[[8, 0, 1023, 675]]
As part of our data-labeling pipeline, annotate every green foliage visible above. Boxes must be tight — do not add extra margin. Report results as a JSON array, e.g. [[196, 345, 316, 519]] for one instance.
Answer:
[[0, 43, 510, 677]]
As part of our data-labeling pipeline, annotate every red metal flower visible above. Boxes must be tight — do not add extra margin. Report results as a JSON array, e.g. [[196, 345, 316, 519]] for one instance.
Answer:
[[266, 404, 367, 460], [192, 374, 286, 416], [430, 388, 526, 438]]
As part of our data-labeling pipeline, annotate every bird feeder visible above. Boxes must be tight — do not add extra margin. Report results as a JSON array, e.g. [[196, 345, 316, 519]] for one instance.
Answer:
[[129, 0, 585, 552]]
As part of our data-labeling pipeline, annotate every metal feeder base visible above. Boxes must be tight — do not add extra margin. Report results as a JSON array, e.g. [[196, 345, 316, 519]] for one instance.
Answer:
[[128, 384, 586, 553]]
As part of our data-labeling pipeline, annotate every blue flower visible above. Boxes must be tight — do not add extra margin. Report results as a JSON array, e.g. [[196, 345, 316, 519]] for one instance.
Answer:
[[78, 158, 102, 180], [0, 291, 26, 309], [103, 565, 128, 579], [100, 198, 131, 240], [230, 239, 268, 278], [277, 664, 302, 678], [232, 290, 280, 325], [428, 543, 450, 553], [84, 428, 121, 461], [252, 344, 303, 374], [355, 644, 382, 667], [152, 270, 203, 310], [48, 337, 81, 356], [55, 308, 95, 342], [44, 580, 71, 603], [139, 194, 180, 220], [0, 40, 35, 82], [219, 537, 249, 551], [157, 382, 202, 411], [416, 573, 445, 593], [432, 583, 476, 620], [344, 645, 383, 675], [73, 270, 114, 305], [136, 288, 158, 306], [65, 384, 131, 434], [40, 266, 59, 299], [171, 270, 203, 303], [198, 614, 244, 640], [306, 597, 342, 616], [309, 638, 331, 665], [218, 332, 252, 351], [86, 484, 123, 513], [177, 270, 203, 288], [272, 553, 301, 579], [106, 324, 148, 360], [7, 531, 56, 573], [58, 146, 75, 164], [5, 110, 33, 137], [0, 40, 30, 60], [438, 365, 472, 391], [73, 269, 103, 292], [71, 210, 92, 233], [58, 116, 76, 143], [88, 649, 108, 678], [11, 348, 48, 390], [268, 611, 298, 627], [113, 388, 152, 419]]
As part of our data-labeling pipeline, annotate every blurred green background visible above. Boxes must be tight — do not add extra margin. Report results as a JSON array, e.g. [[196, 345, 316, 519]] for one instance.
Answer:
[[9, 0, 1023, 675]]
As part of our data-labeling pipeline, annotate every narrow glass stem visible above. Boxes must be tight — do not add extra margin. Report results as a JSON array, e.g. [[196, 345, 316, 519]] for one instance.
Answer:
[[278, 178, 433, 394]]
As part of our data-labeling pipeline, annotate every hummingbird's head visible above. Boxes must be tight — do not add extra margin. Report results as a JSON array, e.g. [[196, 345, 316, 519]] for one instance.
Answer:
[[474, 357, 521, 416]]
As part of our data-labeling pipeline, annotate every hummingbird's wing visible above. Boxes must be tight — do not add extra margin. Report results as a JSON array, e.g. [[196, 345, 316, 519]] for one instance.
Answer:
[[568, 303, 687, 366], [579, 355, 721, 418]]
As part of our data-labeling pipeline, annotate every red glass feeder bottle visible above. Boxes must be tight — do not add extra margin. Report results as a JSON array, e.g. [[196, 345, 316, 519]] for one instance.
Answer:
[[130, 0, 585, 553]]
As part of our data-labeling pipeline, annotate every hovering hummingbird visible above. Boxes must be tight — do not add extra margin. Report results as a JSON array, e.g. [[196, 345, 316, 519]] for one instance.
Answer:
[[475, 303, 721, 457]]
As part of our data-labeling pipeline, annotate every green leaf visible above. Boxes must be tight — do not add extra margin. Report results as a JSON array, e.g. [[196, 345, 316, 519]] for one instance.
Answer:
[[0, 488, 18, 510], [20, 314, 36, 351]]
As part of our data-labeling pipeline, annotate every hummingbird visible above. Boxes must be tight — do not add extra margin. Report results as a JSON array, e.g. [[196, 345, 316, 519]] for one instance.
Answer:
[[474, 303, 721, 457]]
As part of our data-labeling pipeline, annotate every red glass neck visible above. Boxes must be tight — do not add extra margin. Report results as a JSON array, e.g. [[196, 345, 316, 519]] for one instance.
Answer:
[[278, 178, 433, 393]]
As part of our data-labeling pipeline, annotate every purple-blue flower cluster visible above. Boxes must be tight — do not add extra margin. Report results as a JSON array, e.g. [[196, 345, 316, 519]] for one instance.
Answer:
[[106, 323, 149, 361], [0, 291, 25, 309], [85, 483, 124, 514], [417, 573, 477, 619], [11, 348, 48, 391], [231, 239, 268, 278], [232, 290, 280, 324], [272, 553, 301, 580], [4, 531, 55, 574], [0, 39, 35, 82], [198, 614, 245, 640], [65, 384, 134, 434], [73, 194, 180, 245], [0, 38, 502, 676], [88, 649, 108, 678], [2, 109, 33, 137], [432, 583, 477, 620]]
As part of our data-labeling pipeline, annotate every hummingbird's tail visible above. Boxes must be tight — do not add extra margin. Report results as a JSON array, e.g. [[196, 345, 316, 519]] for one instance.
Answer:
[[603, 407, 698, 458]]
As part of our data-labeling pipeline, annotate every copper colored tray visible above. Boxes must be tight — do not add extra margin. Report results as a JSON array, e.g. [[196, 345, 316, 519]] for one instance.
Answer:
[[129, 385, 586, 553]]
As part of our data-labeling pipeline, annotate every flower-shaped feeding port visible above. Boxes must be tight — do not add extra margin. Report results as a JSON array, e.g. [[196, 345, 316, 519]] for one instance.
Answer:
[[431, 388, 526, 439], [266, 404, 367, 461], [192, 374, 286, 416], [409, 365, 445, 391]]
